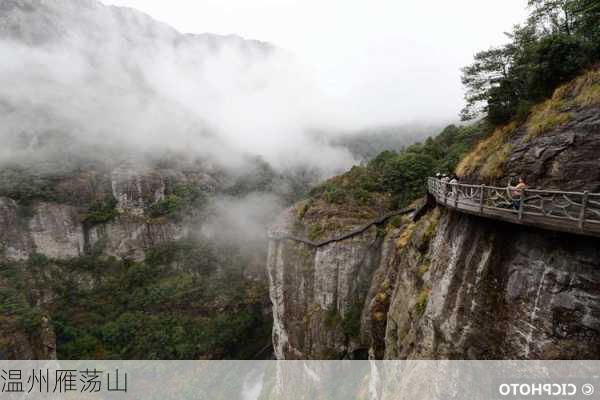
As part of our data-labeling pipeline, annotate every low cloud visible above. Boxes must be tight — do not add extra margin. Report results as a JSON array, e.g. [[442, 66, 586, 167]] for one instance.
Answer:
[[0, 0, 359, 177], [199, 192, 284, 248]]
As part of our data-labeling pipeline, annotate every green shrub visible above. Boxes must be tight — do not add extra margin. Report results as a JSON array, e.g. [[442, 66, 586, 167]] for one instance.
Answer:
[[0, 286, 43, 333], [49, 246, 270, 359], [308, 223, 326, 241], [296, 201, 310, 219], [414, 288, 430, 316], [148, 184, 207, 218], [0, 168, 61, 204], [148, 195, 183, 217], [323, 186, 347, 204], [352, 188, 372, 205], [83, 197, 118, 225], [28, 252, 50, 267], [387, 215, 404, 229], [342, 299, 363, 339]]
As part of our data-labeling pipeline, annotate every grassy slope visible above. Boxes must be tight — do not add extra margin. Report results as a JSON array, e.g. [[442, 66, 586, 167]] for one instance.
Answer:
[[457, 68, 600, 180]]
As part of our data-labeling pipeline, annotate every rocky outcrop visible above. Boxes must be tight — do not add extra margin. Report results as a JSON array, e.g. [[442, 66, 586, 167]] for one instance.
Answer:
[[0, 164, 210, 263], [87, 215, 186, 261], [384, 209, 600, 359], [266, 200, 415, 359], [29, 202, 86, 259], [0, 197, 30, 260], [268, 219, 381, 359], [459, 69, 600, 191]]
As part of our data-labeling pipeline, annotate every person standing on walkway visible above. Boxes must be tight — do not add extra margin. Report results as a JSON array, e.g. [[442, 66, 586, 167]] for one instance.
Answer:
[[509, 176, 528, 210], [449, 175, 458, 197], [441, 174, 450, 197]]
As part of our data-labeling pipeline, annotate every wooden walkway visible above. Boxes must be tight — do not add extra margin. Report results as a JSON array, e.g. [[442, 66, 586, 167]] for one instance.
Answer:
[[428, 178, 600, 238], [269, 207, 417, 247]]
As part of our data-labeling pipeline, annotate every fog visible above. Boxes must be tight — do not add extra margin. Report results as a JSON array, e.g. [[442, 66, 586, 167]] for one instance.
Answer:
[[0, 0, 359, 177], [200, 192, 284, 247], [102, 0, 530, 126], [0, 0, 529, 178]]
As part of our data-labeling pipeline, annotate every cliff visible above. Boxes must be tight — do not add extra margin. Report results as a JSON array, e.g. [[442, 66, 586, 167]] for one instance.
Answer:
[[266, 68, 600, 359]]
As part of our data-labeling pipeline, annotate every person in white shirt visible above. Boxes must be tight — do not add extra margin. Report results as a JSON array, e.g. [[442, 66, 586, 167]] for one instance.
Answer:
[[449, 176, 458, 197]]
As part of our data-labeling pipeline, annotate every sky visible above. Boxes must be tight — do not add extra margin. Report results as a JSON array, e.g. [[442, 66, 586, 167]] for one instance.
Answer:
[[100, 0, 529, 125]]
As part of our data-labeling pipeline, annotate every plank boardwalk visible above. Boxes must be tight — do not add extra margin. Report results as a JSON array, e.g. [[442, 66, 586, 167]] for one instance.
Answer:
[[269, 206, 417, 247], [269, 177, 600, 246], [428, 177, 600, 238]]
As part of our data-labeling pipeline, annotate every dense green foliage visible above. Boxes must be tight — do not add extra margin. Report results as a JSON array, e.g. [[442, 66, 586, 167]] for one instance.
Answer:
[[147, 183, 207, 219], [83, 197, 119, 225], [461, 0, 600, 125], [311, 123, 491, 208], [341, 297, 364, 339], [2, 239, 271, 360], [0, 263, 44, 334], [0, 167, 64, 205]]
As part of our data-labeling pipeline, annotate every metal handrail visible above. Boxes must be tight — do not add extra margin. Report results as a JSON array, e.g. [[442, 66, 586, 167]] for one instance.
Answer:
[[427, 178, 600, 236]]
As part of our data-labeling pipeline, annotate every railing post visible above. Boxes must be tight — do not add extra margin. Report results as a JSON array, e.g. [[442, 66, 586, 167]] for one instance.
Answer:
[[454, 185, 458, 208], [444, 183, 448, 205], [579, 191, 589, 229], [518, 189, 525, 221], [479, 186, 485, 214]]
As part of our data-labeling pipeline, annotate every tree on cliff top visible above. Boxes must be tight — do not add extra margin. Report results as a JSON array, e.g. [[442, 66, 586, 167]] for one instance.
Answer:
[[461, 0, 599, 125]]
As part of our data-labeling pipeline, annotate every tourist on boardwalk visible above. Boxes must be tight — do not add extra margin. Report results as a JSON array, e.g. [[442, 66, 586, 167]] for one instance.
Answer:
[[449, 175, 458, 197], [509, 176, 528, 210], [441, 174, 450, 196]]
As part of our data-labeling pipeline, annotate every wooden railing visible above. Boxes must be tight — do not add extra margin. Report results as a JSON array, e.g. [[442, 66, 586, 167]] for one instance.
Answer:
[[268, 207, 417, 247], [427, 178, 600, 238]]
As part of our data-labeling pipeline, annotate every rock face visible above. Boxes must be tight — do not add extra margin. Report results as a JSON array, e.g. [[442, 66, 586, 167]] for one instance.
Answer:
[[268, 215, 381, 359], [29, 202, 86, 259], [507, 108, 600, 191], [460, 69, 600, 192], [267, 75, 600, 360], [384, 210, 600, 359], [0, 165, 199, 264]]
